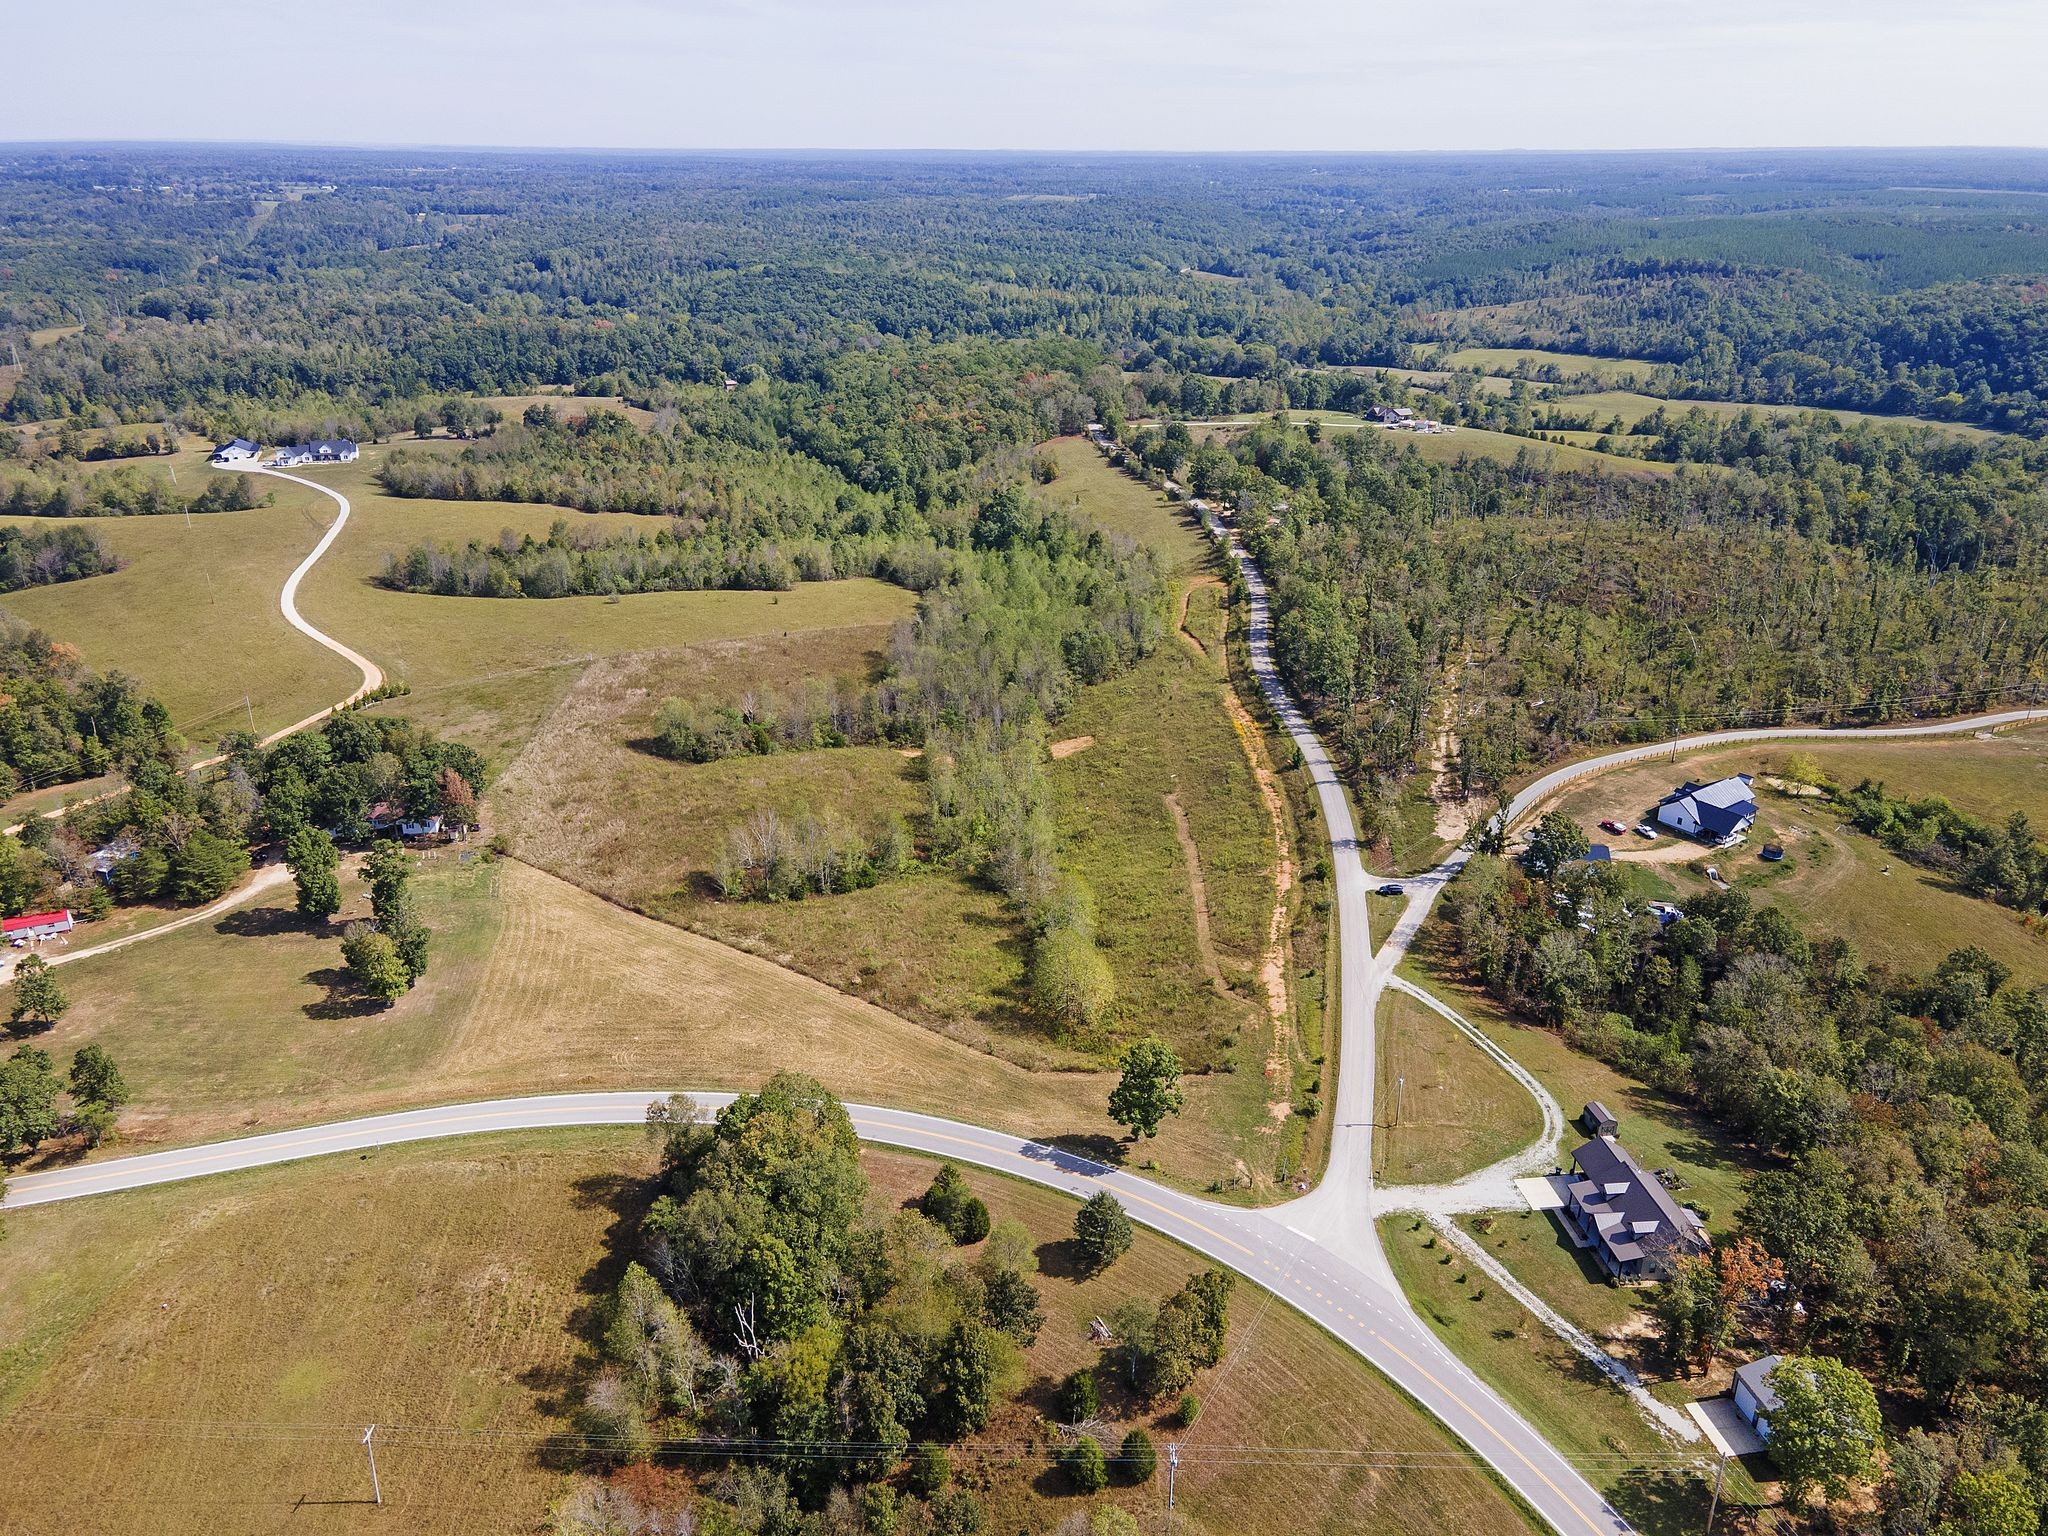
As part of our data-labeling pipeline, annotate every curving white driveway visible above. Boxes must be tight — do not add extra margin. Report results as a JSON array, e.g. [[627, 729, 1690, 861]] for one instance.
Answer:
[[7, 468, 2038, 1535], [243, 464, 385, 741], [2, 465, 383, 836]]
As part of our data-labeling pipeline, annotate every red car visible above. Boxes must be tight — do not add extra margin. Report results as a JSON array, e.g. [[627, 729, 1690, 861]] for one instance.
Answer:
[[1598, 818, 1628, 835]]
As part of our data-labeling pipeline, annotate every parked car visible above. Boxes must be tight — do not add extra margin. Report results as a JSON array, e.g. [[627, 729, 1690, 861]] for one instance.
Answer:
[[1598, 818, 1628, 835], [1632, 823, 1658, 839], [1375, 883, 1405, 898]]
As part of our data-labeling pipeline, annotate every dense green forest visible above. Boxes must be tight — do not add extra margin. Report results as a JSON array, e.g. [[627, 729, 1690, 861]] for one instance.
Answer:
[[1174, 416, 2048, 827], [6, 147, 2047, 432]]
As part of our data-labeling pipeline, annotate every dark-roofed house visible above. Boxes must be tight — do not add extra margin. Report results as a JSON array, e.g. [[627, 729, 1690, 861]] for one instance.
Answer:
[[1563, 1134, 1708, 1280], [1656, 774, 1757, 845], [210, 437, 260, 465], [1733, 1354, 1787, 1441]]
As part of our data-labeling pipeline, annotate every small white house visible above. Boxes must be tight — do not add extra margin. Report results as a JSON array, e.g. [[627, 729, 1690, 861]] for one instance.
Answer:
[[210, 438, 260, 465], [1732, 1354, 1787, 1440], [272, 445, 314, 467]]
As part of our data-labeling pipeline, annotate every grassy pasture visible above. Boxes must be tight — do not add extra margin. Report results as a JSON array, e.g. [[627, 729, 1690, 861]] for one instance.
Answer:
[[1431, 346, 1664, 387], [16, 844, 1285, 1198], [295, 451, 917, 768], [0, 442, 916, 774], [13, 852, 1124, 1161], [1374, 990, 1543, 1188], [1191, 417, 1675, 476], [0, 449, 360, 746], [0, 1134, 1537, 1536], [1560, 388, 1995, 440], [494, 438, 1304, 1192], [1539, 733, 2048, 987]]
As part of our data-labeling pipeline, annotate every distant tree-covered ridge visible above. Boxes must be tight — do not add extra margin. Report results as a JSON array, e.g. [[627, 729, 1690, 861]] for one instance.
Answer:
[[8, 147, 2046, 433]]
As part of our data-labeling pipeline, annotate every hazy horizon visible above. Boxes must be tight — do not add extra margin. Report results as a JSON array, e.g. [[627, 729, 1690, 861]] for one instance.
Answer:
[[8, 1, 2047, 154]]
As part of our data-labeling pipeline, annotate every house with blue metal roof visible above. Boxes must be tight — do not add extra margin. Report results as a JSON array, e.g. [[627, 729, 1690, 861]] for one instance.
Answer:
[[1655, 774, 1757, 845]]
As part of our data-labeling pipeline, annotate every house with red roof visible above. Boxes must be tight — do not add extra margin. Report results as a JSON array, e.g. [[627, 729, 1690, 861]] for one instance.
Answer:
[[3, 909, 74, 942]]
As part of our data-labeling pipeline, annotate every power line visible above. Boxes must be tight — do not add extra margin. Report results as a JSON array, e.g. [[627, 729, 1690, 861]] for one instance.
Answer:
[[0, 1410, 1706, 1473]]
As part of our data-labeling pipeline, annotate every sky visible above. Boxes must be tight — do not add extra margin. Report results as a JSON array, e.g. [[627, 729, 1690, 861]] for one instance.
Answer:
[[7, 0, 2047, 153]]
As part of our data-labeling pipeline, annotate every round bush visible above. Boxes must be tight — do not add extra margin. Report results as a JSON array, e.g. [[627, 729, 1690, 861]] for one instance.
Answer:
[[1062, 1435, 1109, 1494]]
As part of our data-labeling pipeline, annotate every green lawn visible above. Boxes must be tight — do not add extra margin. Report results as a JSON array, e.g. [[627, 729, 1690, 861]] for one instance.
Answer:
[[1542, 734, 2048, 989], [1458, 1211, 1646, 1341], [1560, 388, 1995, 441], [1432, 347, 1664, 387], [1375, 991, 1543, 1188]]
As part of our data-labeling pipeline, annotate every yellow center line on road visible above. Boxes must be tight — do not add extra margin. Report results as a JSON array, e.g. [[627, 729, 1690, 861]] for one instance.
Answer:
[[1369, 1328, 1613, 1536]]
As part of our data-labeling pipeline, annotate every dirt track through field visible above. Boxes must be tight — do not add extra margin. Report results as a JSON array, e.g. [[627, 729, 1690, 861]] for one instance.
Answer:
[[1217, 685, 1298, 1127], [1164, 790, 1229, 997]]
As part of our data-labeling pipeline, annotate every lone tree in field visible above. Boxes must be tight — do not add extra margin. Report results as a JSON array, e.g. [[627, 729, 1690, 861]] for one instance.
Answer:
[[341, 923, 410, 1004], [1109, 1036, 1185, 1139], [1074, 1190, 1134, 1272], [68, 1043, 129, 1147], [8, 955, 67, 1030], [1767, 1354, 1882, 1508], [285, 826, 341, 920]]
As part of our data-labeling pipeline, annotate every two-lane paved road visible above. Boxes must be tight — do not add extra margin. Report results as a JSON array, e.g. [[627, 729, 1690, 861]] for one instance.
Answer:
[[4, 1093, 1637, 1535]]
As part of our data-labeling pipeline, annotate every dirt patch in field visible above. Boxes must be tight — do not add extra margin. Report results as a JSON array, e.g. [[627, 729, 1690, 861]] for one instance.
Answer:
[[1428, 655, 1486, 842], [1048, 735, 1094, 759]]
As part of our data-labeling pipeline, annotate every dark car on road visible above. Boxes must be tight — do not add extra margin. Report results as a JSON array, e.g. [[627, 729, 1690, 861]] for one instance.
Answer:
[[1375, 883, 1405, 897]]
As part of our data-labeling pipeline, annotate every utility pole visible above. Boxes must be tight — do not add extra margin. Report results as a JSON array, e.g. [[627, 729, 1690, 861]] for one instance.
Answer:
[[1394, 1074, 1404, 1128], [1165, 1443, 1179, 1534], [362, 1424, 382, 1507], [245, 693, 256, 734], [1703, 1449, 1726, 1533]]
